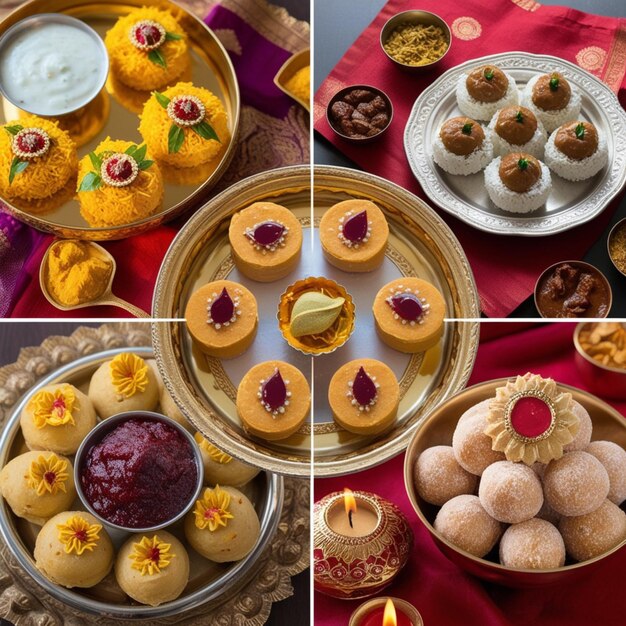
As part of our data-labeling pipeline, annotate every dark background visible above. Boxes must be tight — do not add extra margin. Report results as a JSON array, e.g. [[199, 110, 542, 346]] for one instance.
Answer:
[[314, 0, 626, 318]]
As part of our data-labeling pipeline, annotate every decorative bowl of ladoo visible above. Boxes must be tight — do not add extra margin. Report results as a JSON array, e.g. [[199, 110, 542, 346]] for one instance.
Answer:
[[405, 374, 626, 587], [0, 345, 282, 618]]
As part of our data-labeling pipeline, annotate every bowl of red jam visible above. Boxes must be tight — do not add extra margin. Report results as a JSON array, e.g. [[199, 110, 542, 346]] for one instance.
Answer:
[[74, 412, 203, 532]]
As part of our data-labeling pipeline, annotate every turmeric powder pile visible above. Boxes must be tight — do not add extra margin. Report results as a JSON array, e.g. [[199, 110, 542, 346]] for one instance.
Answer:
[[45, 240, 113, 307], [285, 65, 310, 103]]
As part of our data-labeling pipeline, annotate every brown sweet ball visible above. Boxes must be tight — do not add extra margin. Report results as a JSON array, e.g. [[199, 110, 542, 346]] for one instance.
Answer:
[[562, 400, 592, 452], [479, 461, 543, 524], [559, 499, 626, 562], [452, 399, 506, 476], [586, 441, 626, 505], [434, 494, 502, 558], [500, 518, 566, 569], [543, 451, 609, 517], [536, 499, 561, 526], [414, 445, 478, 506]]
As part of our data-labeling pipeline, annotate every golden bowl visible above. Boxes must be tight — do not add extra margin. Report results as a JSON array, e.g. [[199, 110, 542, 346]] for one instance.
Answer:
[[404, 378, 626, 587], [573, 322, 626, 401], [607, 217, 626, 278], [277, 276, 355, 356]]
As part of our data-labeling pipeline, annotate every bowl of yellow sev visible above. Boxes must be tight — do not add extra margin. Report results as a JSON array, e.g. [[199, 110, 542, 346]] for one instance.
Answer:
[[380, 10, 451, 70]]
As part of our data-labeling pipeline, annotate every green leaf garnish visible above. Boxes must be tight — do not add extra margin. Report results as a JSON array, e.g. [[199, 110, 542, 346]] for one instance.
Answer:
[[461, 122, 473, 136], [127, 143, 147, 163], [190, 120, 220, 142], [88, 151, 102, 170], [8, 156, 28, 184], [4, 124, 23, 137], [138, 159, 154, 170], [154, 91, 171, 109], [148, 48, 166, 68], [165, 31, 182, 41], [484, 68, 494, 80], [168, 124, 185, 153], [515, 111, 523, 123], [575, 122, 585, 139], [549, 75, 559, 91], [518, 158, 529, 171], [79, 171, 102, 192]]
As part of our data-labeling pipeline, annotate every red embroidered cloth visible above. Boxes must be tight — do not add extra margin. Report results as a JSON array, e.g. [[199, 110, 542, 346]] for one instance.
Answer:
[[314, 0, 626, 317], [314, 322, 626, 626]]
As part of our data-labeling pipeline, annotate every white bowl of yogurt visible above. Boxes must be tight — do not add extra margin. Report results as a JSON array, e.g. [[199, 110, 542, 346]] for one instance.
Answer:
[[0, 13, 109, 117]]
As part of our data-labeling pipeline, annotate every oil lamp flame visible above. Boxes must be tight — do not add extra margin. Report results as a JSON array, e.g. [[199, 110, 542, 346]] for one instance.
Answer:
[[343, 487, 357, 528], [383, 598, 397, 626]]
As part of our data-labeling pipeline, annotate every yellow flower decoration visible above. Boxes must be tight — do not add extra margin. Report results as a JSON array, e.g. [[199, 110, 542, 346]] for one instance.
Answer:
[[110, 353, 150, 398], [129, 535, 175, 576], [194, 432, 232, 464], [28, 385, 76, 429], [485, 373, 580, 465], [193, 485, 234, 532], [57, 515, 102, 555], [28, 454, 69, 496]]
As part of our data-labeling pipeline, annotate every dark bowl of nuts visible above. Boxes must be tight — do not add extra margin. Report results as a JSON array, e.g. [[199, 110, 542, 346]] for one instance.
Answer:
[[326, 85, 393, 143]]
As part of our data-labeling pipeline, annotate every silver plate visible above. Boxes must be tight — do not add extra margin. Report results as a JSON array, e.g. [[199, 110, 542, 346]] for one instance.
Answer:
[[0, 346, 283, 619], [404, 52, 626, 236]]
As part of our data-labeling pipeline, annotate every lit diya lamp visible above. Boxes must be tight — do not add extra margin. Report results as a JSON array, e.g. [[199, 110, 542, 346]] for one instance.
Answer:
[[349, 597, 424, 626], [313, 489, 413, 599]]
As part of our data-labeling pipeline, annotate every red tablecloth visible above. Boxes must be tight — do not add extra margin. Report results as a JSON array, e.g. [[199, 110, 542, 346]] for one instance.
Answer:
[[314, 323, 626, 626], [314, 0, 626, 318]]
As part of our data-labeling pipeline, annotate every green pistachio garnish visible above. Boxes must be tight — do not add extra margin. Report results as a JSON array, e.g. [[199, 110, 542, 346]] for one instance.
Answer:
[[515, 111, 524, 123], [549, 75, 559, 91], [575, 122, 585, 139], [290, 291, 345, 337], [518, 158, 529, 171], [461, 122, 473, 135], [484, 67, 494, 80]]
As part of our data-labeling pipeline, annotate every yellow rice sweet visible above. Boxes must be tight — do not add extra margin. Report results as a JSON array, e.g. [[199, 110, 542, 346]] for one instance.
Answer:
[[0, 116, 77, 201], [285, 66, 310, 103], [139, 82, 229, 168], [77, 138, 163, 228], [105, 7, 188, 91]]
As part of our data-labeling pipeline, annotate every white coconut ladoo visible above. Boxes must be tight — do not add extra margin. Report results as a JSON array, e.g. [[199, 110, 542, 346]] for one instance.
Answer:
[[456, 65, 519, 122], [544, 120, 608, 182], [521, 72, 581, 133], [433, 116, 493, 176], [484, 153, 552, 214], [488, 106, 547, 159]]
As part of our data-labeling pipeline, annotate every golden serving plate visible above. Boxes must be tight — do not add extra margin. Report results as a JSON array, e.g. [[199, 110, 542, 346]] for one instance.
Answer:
[[153, 164, 479, 477], [0, 0, 240, 240], [0, 346, 282, 619], [404, 378, 626, 587]]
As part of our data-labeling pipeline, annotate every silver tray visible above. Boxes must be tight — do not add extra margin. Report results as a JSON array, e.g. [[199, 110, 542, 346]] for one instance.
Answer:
[[404, 52, 626, 236], [0, 344, 283, 620]]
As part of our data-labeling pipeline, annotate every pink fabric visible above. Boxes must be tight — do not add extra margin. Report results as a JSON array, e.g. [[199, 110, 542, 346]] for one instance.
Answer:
[[314, 0, 626, 317], [315, 323, 626, 626]]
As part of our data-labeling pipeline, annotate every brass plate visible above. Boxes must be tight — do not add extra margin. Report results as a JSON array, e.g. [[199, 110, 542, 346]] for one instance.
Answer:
[[404, 378, 626, 587], [0, 0, 240, 240], [153, 164, 480, 477], [0, 346, 283, 618]]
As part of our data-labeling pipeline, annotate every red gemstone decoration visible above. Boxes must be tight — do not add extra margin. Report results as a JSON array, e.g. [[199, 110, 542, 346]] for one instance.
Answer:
[[210, 288, 235, 325], [246, 221, 285, 247], [262, 369, 287, 411], [510, 396, 553, 438], [173, 98, 203, 123], [390, 293, 423, 321], [343, 210, 368, 243], [352, 367, 377, 407], [16, 131, 45, 154], [105, 157, 134, 183], [134, 23, 162, 46]]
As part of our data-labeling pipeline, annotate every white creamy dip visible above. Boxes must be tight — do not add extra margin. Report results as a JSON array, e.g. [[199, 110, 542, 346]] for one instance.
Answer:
[[0, 21, 107, 115]]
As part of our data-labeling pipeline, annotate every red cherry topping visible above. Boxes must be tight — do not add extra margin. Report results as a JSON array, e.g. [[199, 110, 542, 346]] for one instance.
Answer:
[[210, 288, 235, 325], [167, 95, 206, 127], [100, 153, 139, 187], [129, 20, 166, 51], [245, 221, 286, 250], [44, 471, 57, 485], [11, 128, 50, 159], [351, 367, 378, 409], [343, 210, 368, 243], [390, 293, 423, 321], [261, 369, 288, 413], [509, 396, 554, 439]]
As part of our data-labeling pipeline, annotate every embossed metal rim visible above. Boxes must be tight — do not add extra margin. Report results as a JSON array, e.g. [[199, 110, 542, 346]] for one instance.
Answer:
[[153, 164, 480, 477], [0, 346, 284, 619], [404, 51, 626, 236]]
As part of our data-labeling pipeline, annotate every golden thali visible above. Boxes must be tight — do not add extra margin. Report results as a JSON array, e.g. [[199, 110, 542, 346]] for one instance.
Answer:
[[0, 0, 240, 240], [153, 164, 480, 477]]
